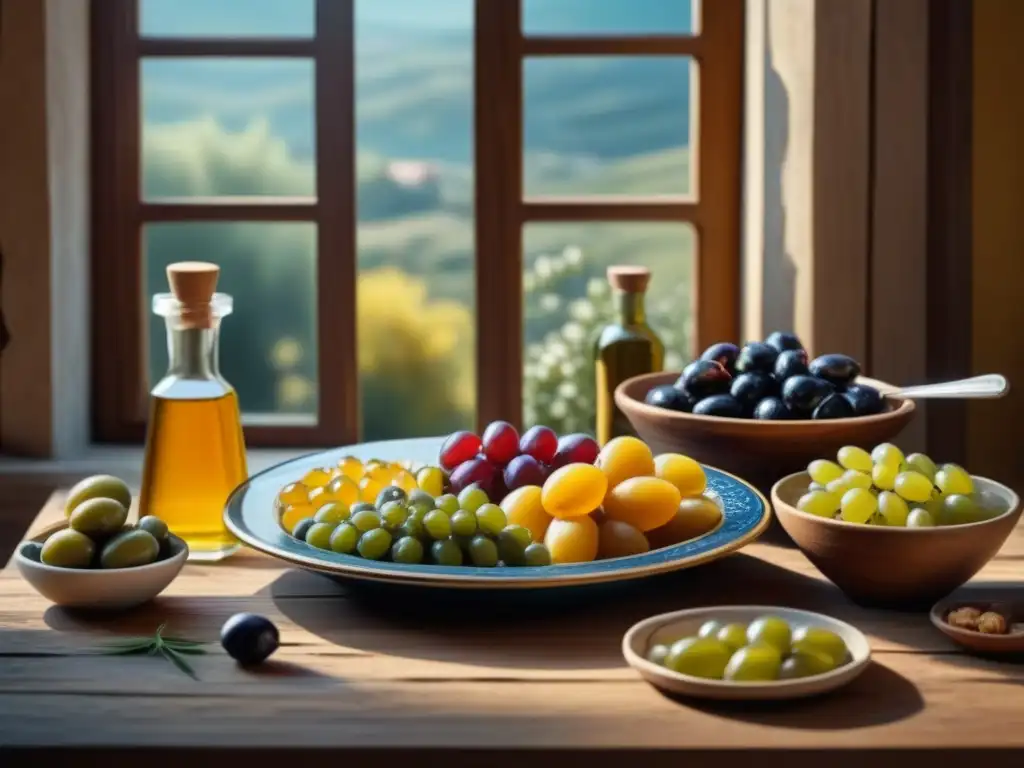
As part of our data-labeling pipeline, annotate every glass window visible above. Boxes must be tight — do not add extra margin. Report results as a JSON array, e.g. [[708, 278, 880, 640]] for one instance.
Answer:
[[140, 0, 315, 38], [523, 0, 696, 36]]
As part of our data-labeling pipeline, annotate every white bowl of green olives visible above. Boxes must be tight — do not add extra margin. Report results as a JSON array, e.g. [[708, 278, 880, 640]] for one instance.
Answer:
[[622, 606, 871, 700]]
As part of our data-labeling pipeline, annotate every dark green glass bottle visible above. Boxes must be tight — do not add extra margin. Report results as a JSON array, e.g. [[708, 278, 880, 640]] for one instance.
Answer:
[[595, 266, 664, 445]]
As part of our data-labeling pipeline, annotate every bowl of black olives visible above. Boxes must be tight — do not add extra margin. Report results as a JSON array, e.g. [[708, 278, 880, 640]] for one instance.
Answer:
[[614, 332, 915, 493]]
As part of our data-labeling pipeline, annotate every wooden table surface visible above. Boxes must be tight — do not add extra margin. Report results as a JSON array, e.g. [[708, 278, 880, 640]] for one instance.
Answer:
[[1, 458, 1023, 764]]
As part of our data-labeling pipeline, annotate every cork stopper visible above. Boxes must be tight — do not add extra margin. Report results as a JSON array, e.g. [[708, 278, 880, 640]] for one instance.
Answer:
[[167, 261, 220, 329], [607, 265, 651, 293]]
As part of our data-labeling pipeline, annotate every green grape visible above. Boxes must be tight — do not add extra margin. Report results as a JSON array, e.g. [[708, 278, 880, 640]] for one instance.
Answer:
[[329, 523, 359, 554], [435, 493, 460, 515], [906, 507, 935, 528], [350, 502, 377, 515], [871, 442, 904, 468], [840, 469, 872, 490], [475, 503, 507, 535], [304, 522, 336, 550], [458, 484, 490, 514], [647, 644, 670, 666], [903, 452, 937, 480], [724, 644, 782, 681], [796, 490, 840, 518], [431, 538, 464, 566], [973, 490, 1009, 517], [352, 509, 382, 532], [291, 518, 316, 541], [840, 488, 877, 524], [467, 535, 499, 567], [400, 519, 426, 540], [497, 525, 532, 565], [716, 623, 748, 651], [894, 471, 934, 503], [391, 535, 425, 564], [314, 503, 350, 525], [808, 459, 844, 485], [937, 494, 986, 526], [665, 637, 733, 679], [407, 507, 428, 525], [406, 489, 436, 514], [523, 542, 552, 566], [698, 620, 724, 639], [936, 464, 974, 496], [746, 616, 791, 654], [423, 510, 453, 540], [837, 446, 873, 473], [450, 509, 478, 537], [357, 528, 393, 560], [878, 491, 910, 526], [872, 462, 898, 491], [825, 477, 853, 496], [380, 501, 409, 531], [791, 626, 848, 664], [779, 649, 836, 679]]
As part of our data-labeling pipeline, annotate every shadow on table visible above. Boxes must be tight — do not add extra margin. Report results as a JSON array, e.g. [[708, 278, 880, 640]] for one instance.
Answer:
[[659, 662, 923, 729]]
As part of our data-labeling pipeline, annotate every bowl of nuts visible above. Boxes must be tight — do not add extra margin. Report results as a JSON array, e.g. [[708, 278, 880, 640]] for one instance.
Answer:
[[931, 596, 1024, 654]]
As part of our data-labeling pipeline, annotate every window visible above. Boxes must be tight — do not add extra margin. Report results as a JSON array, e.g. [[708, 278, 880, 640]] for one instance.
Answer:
[[91, 0, 742, 447]]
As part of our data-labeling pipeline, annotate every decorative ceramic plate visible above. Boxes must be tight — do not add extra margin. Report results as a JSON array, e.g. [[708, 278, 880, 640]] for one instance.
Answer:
[[224, 437, 771, 589]]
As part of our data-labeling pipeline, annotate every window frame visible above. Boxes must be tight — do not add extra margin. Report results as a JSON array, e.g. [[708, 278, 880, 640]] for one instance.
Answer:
[[90, 0, 743, 447]]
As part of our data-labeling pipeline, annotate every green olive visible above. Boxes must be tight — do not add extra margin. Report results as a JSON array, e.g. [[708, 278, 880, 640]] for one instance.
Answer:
[[69, 498, 128, 540], [99, 529, 160, 569], [64, 475, 132, 519], [41, 529, 96, 568], [136, 515, 169, 542]]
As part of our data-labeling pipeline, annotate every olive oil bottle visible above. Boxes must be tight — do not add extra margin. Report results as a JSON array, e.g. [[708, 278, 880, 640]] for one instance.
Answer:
[[139, 262, 248, 561], [595, 266, 664, 445]]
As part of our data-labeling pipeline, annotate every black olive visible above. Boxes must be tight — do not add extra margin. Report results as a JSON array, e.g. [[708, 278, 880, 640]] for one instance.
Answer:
[[676, 360, 732, 400], [753, 397, 792, 420], [774, 349, 809, 380], [812, 392, 856, 419], [692, 394, 745, 418], [781, 375, 835, 417], [808, 353, 862, 388], [843, 383, 885, 416], [730, 372, 776, 412], [644, 384, 693, 412], [734, 342, 778, 375], [765, 331, 804, 354], [221, 613, 280, 666], [699, 342, 740, 375], [291, 518, 316, 541], [20, 541, 43, 562]]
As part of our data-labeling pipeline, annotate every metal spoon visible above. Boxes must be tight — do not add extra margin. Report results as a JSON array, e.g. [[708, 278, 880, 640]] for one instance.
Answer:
[[880, 374, 1009, 400]]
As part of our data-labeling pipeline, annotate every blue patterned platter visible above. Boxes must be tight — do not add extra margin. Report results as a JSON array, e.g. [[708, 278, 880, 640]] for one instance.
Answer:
[[224, 437, 771, 589]]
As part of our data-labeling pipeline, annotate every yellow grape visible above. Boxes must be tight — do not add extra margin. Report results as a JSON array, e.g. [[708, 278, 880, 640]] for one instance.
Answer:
[[544, 516, 599, 563], [416, 466, 447, 497], [301, 467, 334, 489], [594, 437, 655, 495], [392, 469, 418, 493], [653, 453, 707, 497], [542, 464, 608, 519], [602, 476, 682, 532], [841, 488, 877, 524], [807, 459, 844, 486], [935, 464, 974, 495], [837, 446, 873, 473], [871, 462, 898, 491], [358, 475, 385, 503], [894, 471, 934, 503], [307, 485, 342, 510], [906, 507, 936, 527], [840, 469, 872, 490], [326, 475, 360, 506], [871, 443, 904, 468], [500, 485, 552, 542], [337, 455, 363, 481], [796, 490, 840, 518], [280, 504, 315, 533], [597, 519, 650, 559], [646, 496, 723, 548], [364, 465, 394, 486], [277, 482, 309, 508], [904, 452, 937, 480], [878, 491, 909, 526]]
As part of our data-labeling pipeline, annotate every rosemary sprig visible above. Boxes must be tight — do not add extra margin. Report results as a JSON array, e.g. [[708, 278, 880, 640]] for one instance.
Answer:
[[95, 623, 207, 679]]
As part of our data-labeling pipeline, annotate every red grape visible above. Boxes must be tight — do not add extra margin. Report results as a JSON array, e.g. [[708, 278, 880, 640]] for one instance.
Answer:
[[519, 425, 558, 464], [439, 430, 482, 471], [551, 433, 600, 468], [481, 420, 520, 467], [449, 456, 498, 496], [503, 454, 546, 492]]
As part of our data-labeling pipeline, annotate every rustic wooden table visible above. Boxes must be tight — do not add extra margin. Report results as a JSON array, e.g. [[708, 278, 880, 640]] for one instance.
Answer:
[[1, 452, 1023, 765]]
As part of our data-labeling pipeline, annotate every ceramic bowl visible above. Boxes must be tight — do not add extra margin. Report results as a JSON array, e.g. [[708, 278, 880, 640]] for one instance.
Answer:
[[773, 473, 1021, 608], [15, 524, 188, 610], [930, 595, 1024, 654], [622, 605, 871, 701], [615, 372, 914, 494]]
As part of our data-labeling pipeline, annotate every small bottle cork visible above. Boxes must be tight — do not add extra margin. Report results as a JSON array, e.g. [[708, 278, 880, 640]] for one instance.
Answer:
[[167, 261, 220, 329], [607, 265, 651, 293]]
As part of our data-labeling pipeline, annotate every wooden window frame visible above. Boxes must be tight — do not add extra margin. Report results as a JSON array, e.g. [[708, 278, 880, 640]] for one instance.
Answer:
[[91, 0, 743, 447]]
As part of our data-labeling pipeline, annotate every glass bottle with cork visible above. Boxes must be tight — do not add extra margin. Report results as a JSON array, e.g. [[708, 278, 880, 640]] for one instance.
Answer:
[[594, 266, 665, 445], [139, 261, 248, 561]]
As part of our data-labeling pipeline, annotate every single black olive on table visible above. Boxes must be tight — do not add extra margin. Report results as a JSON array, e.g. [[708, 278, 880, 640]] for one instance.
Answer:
[[699, 342, 741, 375], [221, 613, 280, 666], [765, 331, 804, 354], [753, 397, 791, 420], [774, 349, 809, 381], [20, 541, 43, 562], [808, 353, 861, 388], [812, 392, 856, 419], [692, 394, 744, 418], [843, 383, 885, 416], [675, 360, 732, 400], [734, 342, 778, 376], [730, 372, 776, 412], [782, 375, 835, 417], [644, 384, 693, 412]]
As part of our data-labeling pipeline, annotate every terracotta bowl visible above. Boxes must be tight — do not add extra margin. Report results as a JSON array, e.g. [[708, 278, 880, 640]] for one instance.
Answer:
[[615, 372, 915, 495], [772, 472, 1021, 609]]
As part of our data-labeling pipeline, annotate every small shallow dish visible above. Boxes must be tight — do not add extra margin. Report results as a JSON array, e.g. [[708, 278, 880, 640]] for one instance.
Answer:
[[773, 472, 1021, 608], [930, 596, 1024, 654], [15, 523, 188, 611], [622, 605, 871, 701]]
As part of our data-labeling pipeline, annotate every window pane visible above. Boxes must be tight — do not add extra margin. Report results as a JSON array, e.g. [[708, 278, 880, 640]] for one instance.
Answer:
[[141, 59, 315, 198], [140, 0, 315, 37], [355, 0, 476, 441], [522, 222, 695, 433], [523, 0, 695, 36], [144, 223, 318, 422], [523, 57, 694, 196]]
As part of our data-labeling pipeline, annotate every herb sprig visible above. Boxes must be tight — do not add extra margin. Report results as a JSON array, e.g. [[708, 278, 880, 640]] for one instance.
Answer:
[[96, 623, 207, 679]]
